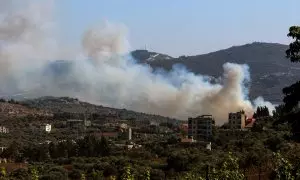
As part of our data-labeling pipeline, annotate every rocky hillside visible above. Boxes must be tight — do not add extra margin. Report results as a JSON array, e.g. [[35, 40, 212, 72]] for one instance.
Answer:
[[132, 42, 299, 103], [131, 50, 173, 63], [0, 101, 52, 118]]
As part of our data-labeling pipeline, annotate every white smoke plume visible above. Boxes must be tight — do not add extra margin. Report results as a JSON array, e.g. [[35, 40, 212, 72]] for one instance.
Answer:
[[253, 97, 276, 115], [0, 1, 275, 124]]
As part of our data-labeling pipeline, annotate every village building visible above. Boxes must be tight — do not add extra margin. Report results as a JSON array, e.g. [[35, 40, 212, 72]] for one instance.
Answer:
[[228, 111, 256, 130], [45, 124, 52, 133], [228, 111, 247, 129], [0, 126, 9, 133], [188, 115, 215, 141]]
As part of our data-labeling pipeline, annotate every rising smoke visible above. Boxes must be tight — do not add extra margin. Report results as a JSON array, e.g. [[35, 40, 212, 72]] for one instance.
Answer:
[[0, 0, 275, 124]]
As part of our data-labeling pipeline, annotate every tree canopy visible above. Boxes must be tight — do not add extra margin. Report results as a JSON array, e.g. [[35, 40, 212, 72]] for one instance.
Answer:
[[253, 106, 269, 118], [286, 26, 300, 62], [283, 26, 300, 112]]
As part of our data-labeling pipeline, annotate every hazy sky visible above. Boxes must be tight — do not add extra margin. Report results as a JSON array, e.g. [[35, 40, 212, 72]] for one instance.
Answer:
[[56, 0, 300, 57]]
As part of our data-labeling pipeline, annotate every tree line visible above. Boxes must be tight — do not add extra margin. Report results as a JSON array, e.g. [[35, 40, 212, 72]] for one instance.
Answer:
[[0, 135, 110, 163]]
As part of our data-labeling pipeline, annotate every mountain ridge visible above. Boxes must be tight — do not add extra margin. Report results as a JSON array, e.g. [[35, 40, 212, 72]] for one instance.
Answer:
[[1, 42, 295, 105], [131, 42, 298, 103]]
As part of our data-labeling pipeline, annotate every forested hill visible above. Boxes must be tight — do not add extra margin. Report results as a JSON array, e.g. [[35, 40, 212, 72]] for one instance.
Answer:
[[22, 96, 179, 124]]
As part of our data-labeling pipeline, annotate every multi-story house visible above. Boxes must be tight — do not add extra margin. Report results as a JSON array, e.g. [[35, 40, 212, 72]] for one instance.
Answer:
[[228, 111, 247, 129], [188, 115, 215, 141]]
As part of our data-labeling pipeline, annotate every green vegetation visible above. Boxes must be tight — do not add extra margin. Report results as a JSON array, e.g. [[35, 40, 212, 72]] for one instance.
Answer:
[[283, 26, 300, 111], [1, 26, 300, 179], [253, 106, 269, 118], [0, 108, 296, 179]]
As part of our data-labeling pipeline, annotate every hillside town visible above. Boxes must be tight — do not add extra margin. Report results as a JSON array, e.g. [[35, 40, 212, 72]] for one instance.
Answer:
[[0, 98, 263, 156], [0, 1, 300, 179], [0, 97, 285, 179], [0, 97, 259, 149]]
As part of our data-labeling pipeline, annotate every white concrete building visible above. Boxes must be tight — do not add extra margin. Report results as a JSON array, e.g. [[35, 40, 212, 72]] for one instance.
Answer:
[[0, 126, 9, 133], [128, 128, 132, 140], [45, 124, 51, 133]]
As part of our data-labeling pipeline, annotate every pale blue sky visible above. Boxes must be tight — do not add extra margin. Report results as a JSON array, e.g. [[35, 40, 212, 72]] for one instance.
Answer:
[[56, 0, 300, 57]]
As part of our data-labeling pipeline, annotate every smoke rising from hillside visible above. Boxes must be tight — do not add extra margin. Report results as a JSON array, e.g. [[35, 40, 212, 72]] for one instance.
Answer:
[[0, 1, 275, 124]]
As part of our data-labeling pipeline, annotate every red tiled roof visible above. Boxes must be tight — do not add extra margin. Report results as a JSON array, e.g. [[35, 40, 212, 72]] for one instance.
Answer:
[[245, 118, 256, 128]]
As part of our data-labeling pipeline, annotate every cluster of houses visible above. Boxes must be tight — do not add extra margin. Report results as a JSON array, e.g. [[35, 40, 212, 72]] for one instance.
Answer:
[[1, 106, 259, 155], [0, 126, 9, 134], [19, 111, 256, 145], [182, 111, 256, 142], [34, 117, 143, 150]]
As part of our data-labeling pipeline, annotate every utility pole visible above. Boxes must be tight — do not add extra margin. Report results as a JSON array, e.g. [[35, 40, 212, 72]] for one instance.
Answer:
[[84, 110, 87, 137], [206, 164, 209, 180]]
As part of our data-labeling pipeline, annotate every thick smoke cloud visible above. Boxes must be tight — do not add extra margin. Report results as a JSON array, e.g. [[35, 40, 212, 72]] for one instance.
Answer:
[[0, 1, 275, 124]]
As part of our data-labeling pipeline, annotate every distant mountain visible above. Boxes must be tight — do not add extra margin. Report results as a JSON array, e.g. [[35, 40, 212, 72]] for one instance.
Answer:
[[131, 50, 173, 63], [2, 42, 295, 105], [131, 42, 300, 104]]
